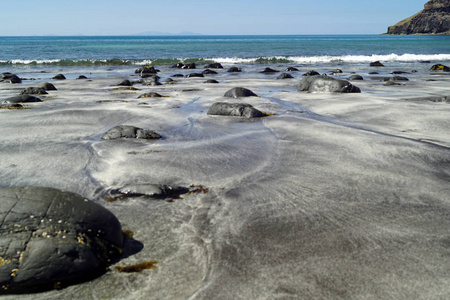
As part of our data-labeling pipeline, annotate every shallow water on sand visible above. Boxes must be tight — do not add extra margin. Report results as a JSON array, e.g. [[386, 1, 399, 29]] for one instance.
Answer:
[[1, 59, 450, 299]]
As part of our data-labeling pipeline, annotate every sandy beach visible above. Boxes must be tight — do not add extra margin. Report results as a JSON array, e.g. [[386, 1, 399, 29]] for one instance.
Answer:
[[1, 64, 450, 299]]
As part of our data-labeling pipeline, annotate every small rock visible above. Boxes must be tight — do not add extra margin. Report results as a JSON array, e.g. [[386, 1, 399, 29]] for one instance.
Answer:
[[182, 63, 196, 69], [224, 87, 257, 98], [0, 73, 22, 84], [227, 67, 242, 73], [302, 70, 320, 76], [298, 75, 361, 93], [20, 87, 48, 95], [202, 69, 218, 75], [52, 74, 66, 80], [348, 75, 364, 81], [204, 79, 219, 84], [370, 61, 384, 67], [185, 73, 204, 78], [205, 63, 223, 69], [3, 95, 42, 104], [39, 82, 57, 91], [207, 102, 265, 118], [115, 80, 132, 86], [277, 73, 294, 80], [102, 125, 162, 140], [285, 67, 299, 72], [260, 67, 279, 73]]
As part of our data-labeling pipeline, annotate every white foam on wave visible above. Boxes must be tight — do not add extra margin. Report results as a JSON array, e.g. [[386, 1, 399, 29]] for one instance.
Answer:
[[211, 53, 450, 64]]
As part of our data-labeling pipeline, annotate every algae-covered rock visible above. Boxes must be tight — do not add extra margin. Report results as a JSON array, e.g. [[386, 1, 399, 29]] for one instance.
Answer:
[[207, 102, 265, 118], [0, 187, 124, 294], [431, 64, 450, 71], [102, 125, 162, 140]]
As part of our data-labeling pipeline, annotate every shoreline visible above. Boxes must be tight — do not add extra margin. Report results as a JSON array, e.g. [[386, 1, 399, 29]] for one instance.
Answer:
[[1, 64, 450, 299]]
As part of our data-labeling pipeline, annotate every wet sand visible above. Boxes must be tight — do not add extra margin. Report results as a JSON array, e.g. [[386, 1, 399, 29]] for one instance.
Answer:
[[1, 65, 450, 299]]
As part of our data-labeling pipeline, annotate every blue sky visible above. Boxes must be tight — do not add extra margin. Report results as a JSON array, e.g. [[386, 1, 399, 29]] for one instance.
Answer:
[[1, 0, 427, 35]]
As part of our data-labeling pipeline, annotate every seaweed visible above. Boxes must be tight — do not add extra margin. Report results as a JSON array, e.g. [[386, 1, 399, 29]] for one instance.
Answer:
[[114, 260, 158, 273]]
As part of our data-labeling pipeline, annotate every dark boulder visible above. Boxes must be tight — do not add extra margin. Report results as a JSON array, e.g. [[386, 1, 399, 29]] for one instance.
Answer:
[[115, 80, 132, 86], [182, 63, 196, 69], [77, 75, 88, 79], [302, 70, 320, 76], [382, 76, 409, 81], [202, 69, 218, 75], [172, 62, 184, 69], [207, 102, 265, 118], [185, 73, 204, 78], [260, 67, 279, 73], [20, 87, 48, 95], [430, 64, 450, 71], [39, 82, 57, 91], [391, 71, 409, 74], [277, 73, 294, 80], [384, 81, 403, 86], [370, 61, 384, 67], [227, 67, 242, 73], [285, 67, 299, 72], [52, 74, 66, 80], [1, 73, 22, 84], [205, 63, 223, 69], [332, 69, 343, 74], [298, 75, 361, 93], [142, 76, 162, 86], [224, 87, 258, 98], [204, 79, 219, 84], [348, 75, 364, 81], [102, 125, 161, 140], [0, 186, 124, 294], [135, 65, 158, 75], [3, 95, 42, 104]]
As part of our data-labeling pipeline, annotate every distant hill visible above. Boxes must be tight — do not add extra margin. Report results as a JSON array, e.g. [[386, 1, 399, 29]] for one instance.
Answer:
[[136, 31, 203, 36], [386, 0, 450, 35]]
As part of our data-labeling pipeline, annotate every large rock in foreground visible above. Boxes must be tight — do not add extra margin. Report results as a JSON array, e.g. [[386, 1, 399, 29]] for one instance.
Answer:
[[0, 187, 124, 294], [387, 0, 450, 35], [207, 102, 266, 118], [298, 75, 361, 93]]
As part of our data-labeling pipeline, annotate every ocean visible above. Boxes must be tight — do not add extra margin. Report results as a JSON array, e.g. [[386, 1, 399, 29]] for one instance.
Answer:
[[1, 35, 450, 70]]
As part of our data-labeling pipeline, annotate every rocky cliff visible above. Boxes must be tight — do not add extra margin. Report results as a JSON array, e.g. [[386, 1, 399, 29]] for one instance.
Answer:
[[387, 0, 450, 34]]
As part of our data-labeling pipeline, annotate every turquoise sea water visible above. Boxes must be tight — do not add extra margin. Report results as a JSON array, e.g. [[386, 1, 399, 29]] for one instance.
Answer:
[[1, 35, 449, 81], [1, 35, 449, 66]]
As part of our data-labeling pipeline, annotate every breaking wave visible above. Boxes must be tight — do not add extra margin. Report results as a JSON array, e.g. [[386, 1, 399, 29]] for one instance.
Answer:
[[1, 54, 449, 67]]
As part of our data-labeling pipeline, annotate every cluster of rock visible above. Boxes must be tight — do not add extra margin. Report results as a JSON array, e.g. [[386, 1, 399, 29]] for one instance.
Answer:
[[387, 0, 450, 35]]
